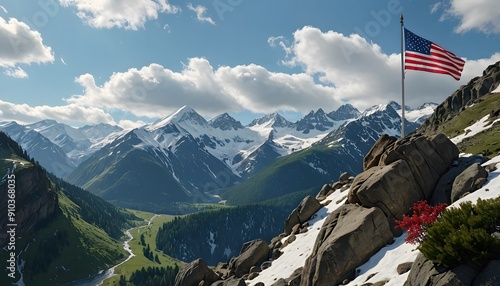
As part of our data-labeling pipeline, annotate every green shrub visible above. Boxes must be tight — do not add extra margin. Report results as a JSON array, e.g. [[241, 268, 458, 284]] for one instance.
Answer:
[[419, 197, 500, 268]]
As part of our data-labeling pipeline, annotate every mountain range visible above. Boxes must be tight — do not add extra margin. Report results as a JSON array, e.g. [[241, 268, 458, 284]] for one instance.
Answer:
[[0, 101, 437, 212]]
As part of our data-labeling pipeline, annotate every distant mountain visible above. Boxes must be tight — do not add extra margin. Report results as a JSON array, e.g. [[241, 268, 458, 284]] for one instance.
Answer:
[[296, 109, 334, 133], [327, 103, 361, 121], [0, 121, 77, 178], [221, 103, 425, 205], [249, 112, 293, 129], [209, 113, 244, 131], [27, 119, 124, 165]]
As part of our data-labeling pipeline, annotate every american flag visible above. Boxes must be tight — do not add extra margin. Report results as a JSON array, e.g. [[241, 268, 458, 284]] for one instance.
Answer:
[[404, 28, 465, 81]]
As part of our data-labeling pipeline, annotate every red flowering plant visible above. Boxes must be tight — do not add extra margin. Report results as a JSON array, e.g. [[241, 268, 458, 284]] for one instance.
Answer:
[[394, 200, 447, 244]]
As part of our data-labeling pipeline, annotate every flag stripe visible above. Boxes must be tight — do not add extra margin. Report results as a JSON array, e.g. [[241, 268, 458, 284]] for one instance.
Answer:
[[405, 54, 463, 78], [404, 28, 465, 80], [405, 64, 461, 80]]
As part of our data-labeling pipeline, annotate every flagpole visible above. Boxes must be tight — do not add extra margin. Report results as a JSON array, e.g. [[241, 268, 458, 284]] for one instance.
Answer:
[[400, 14, 405, 138]]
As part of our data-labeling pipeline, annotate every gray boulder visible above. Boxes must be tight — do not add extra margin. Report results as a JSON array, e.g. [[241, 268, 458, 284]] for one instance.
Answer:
[[451, 163, 488, 202], [174, 258, 221, 286], [349, 159, 423, 220], [228, 239, 269, 277], [284, 196, 322, 235], [378, 134, 458, 198], [430, 155, 487, 205], [404, 253, 478, 286], [300, 204, 393, 286], [363, 134, 397, 171]]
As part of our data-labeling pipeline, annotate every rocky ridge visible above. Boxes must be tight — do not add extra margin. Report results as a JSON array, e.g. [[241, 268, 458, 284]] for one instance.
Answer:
[[174, 132, 498, 286]]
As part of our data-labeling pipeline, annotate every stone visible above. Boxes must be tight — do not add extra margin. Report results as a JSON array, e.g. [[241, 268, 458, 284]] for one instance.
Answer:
[[175, 258, 221, 286], [300, 205, 393, 286], [430, 155, 487, 205], [404, 253, 478, 286], [339, 172, 351, 183], [229, 239, 270, 278], [249, 266, 261, 274], [261, 261, 272, 270], [363, 134, 398, 171], [284, 196, 322, 235], [349, 160, 423, 220], [451, 163, 488, 203], [316, 184, 332, 201], [248, 272, 259, 280], [287, 267, 303, 286], [396, 262, 413, 275]]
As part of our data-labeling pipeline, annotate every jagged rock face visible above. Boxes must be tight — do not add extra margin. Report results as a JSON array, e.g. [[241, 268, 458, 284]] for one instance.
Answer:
[[284, 196, 322, 235], [300, 204, 393, 286], [0, 166, 58, 246], [174, 258, 220, 286], [418, 61, 500, 134], [350, 134, 459, 220]]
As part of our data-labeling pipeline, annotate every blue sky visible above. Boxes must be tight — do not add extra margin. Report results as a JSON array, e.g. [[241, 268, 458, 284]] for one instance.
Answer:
[[0, 0, 499, 128]]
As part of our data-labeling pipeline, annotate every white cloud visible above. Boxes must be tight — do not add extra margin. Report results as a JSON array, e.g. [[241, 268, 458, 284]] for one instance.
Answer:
[[4, 66, 28, 78], [0, 5, 8, 14], [284, 26, 500, 110], [118, 119, 146, 130], [60, 57, 67, 65], [0, 100, 115, 126], [66, 57, 339, 118], [430, 2, 442, 14], [187, 3, 215, 25], [268, 36, 292, 59], [64, 26, 500, 120], [59, 0, 180, 30], [0, 17, 54, 67], [444, 0, 500, 34]]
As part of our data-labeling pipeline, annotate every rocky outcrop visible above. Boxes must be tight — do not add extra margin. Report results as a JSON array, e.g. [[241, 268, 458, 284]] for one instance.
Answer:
[[228, 239, 270, 278], [300, 204, 393, 286], [349, 134, 458, 222], [404, 253, 479, 286], [174, 258, 220, 286], [418, 61, 500, 134], [430, 155, 487, 205], [363, 134, 398, 171], [284, 196, 322, 235], [451, 163, 488, 203], [0, 165, 58, 246]]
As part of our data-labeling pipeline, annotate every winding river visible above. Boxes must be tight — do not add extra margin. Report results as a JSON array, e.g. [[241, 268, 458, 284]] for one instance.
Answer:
[[66, 215, 158, 286]]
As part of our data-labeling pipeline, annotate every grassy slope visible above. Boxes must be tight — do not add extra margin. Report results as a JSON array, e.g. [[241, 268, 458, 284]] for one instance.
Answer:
[[221, 145, 344, 205], [432, 92, 500, 158], [101, 210, 183, 286], [0, 189, 127, 286]]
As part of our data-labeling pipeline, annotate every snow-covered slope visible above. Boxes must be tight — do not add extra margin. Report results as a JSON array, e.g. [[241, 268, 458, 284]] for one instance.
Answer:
[[27, 120, 124, 165]]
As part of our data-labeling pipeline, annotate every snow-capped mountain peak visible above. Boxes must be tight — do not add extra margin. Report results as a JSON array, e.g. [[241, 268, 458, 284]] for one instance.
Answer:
[[248, 112, 292, 129], [147, 106, 209, 132], [327, 104, 361, 121], [208, 113, 244, 131]]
